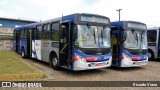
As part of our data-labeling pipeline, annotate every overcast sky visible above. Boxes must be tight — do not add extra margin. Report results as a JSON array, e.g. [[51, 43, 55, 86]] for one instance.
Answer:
[[0, 0, 160, 26]]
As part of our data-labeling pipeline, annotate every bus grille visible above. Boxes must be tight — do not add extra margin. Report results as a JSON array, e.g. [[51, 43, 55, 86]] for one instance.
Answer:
[[126, 49, 148, 55], [80, 48, 111, 55]]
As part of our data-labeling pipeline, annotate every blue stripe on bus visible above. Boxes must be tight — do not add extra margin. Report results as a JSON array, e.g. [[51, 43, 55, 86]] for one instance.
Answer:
[[122, 49, 148, 61]]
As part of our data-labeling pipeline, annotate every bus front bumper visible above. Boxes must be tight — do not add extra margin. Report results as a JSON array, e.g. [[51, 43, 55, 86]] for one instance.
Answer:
[[73, 59, 112, 71], [120, 58, 148, 67]]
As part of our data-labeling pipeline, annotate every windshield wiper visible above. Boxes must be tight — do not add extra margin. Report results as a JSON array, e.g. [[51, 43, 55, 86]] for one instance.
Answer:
[[87, 23, 96, 44], [93, 28, 96, 44], [140, 30, 145, 41], [140, 30, 145, 50], [131, 29, 138, 45], [101, 28, 104, 45]]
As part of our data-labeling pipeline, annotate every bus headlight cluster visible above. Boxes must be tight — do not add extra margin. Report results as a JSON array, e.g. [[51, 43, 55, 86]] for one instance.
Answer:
[[122, 53, 132, 61], [109, 55, 112, 60], [75, 53, 86, 62]]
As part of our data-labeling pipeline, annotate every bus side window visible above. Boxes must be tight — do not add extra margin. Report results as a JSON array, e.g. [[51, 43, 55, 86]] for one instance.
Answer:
[[20, 29, 24, 39], [51, 23, 59, 41], [42, 24, 50, 40], [147, 30, 157, 42], [24, 29, 27, 39], [36, 25, 42, 40]]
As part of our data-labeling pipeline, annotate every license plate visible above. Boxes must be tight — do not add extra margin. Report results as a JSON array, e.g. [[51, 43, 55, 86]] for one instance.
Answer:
[[96, 63, 103, 66], [137, 61, 144, 65]]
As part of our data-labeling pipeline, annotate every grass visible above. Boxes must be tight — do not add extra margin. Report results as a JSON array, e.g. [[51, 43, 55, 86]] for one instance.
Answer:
[[0, 51, 39, 75]]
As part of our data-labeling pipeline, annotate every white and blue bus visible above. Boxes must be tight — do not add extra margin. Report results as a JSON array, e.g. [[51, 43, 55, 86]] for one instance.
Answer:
[[111, 21, 148, 67], [13, 13, 112, 71], [147, 27, 160, 59]]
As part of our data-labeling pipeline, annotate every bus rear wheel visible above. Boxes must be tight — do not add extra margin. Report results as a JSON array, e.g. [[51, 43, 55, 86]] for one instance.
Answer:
[[51, 55, 59, 70], [148, 51, 154, 60]]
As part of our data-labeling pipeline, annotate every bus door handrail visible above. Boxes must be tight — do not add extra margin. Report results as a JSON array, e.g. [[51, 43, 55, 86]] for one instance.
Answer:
[[60, 43, 68, 53]]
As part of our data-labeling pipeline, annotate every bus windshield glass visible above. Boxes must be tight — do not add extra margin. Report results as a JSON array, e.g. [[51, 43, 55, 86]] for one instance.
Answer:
[[75, 25, 111, 48], [123, 30, 147, 49]]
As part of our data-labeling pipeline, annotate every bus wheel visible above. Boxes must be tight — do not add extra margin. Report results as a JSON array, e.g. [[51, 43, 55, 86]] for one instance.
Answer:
[[148, 51, 154, 60], [51, 55, 59, 70], [21, 48, 26, 58]]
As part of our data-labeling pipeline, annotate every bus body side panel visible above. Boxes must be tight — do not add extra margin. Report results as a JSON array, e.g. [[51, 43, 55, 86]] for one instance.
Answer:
[[41, 40, 59, 63], [49, 41, 59, 61], [13, 39, 16, 51], [18, 40, 21, 54], [31, 23, 60, 63], [41, 40, 50, 62], [17, 40, 20, 53], [32, 40, 42, 60]]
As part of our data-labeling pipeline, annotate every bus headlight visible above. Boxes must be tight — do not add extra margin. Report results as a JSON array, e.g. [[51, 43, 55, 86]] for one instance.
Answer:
[[75, 53, 86, 62], [75, 53, 80, 59], [81, 57, 86, 62], [109, 56, 112, 60], [122, 53, 132, 61]]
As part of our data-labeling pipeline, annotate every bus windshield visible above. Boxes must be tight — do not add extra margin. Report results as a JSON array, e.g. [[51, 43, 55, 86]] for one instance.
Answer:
[[75, 25, 111, 48], [123, 30, 147, 49]]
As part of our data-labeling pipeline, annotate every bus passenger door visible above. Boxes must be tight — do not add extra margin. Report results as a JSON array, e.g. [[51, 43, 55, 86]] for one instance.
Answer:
[[27, 29, 32, 57], [59, 21, 72, 66], [111, 32, 119, 66]]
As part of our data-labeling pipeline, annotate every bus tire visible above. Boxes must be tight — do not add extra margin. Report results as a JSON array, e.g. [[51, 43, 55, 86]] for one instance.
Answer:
[[148, 50, 154, 60], [21, 48, 26, 58], [51, 54, 59, 70]]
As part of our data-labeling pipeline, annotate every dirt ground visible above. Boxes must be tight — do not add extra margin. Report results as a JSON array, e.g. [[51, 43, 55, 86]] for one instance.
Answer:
[[23, 58, 160, 81]]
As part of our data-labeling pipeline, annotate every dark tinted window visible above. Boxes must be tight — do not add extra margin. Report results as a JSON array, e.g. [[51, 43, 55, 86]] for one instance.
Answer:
[[43, 24, 50, 31], [51, 23, 59, 41], [36, 25, 42, 40], [20, 29, 24, 39], [42, 24, 50, 40], [24, 29, 27, 39], [147, 30, 157, 42], [30, 28, 36, 40]]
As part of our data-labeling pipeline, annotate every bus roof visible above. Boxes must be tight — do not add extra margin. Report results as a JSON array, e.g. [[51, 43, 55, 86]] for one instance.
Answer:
[[14, 17, 61, 30], [111, 20, 146, 27], [147, 27, 160, 30], [14, 13, 109, 30]]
